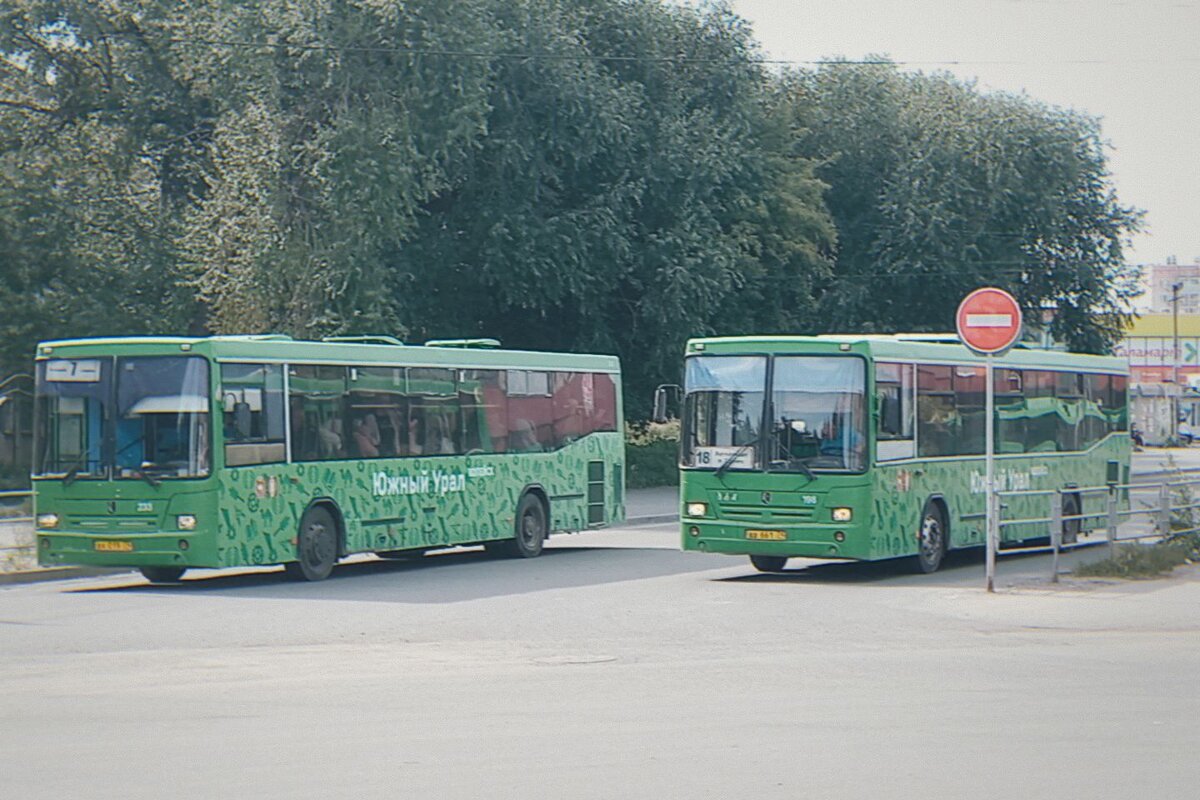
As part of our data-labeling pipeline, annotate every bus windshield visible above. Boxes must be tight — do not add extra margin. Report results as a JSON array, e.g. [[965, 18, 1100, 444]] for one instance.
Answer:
[[36, 356, 211, 480], [682, 356, 766, 470], [768, 357, 866, 473], [35, 358, 111, 479]]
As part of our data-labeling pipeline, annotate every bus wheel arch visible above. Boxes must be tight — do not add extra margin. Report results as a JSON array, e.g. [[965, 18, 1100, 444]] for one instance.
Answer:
[[914, 496, 949, 574], [505, 486, 549, 558], [284, 499, 343, 581]]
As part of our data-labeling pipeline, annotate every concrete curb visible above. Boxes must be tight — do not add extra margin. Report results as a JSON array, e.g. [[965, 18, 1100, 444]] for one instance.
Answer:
[[622, 514, 679, 526], [0, 566, 130, 587]]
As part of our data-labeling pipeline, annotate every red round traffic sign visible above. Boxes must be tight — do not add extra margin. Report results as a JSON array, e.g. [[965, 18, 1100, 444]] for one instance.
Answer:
[[956, 287, 1023, 355]]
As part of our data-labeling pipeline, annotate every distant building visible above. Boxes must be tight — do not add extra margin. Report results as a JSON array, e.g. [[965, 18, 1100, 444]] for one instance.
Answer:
[[1116, 311, 1200, 444], [1146, 255, 1200, 314], [1114, 312, 1200, 385]]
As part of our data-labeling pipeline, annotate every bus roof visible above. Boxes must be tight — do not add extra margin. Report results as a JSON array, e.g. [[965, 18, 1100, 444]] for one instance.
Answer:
[[34, 335, 621, 373], [685, 334, 1128, 374]]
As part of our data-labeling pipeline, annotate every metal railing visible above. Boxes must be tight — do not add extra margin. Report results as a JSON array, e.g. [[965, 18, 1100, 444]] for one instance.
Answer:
[[995, 472, 1200, 583]]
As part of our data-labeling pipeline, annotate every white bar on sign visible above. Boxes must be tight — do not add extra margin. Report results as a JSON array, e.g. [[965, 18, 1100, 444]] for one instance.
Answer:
[[965, 313, 1012, 327]]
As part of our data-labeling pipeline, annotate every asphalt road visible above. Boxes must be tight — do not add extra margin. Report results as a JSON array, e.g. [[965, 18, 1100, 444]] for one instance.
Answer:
[[2, 508, 1199, 800]]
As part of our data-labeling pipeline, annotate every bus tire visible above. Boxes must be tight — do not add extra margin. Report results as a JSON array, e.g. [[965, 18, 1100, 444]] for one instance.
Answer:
[[914, 500, 947, 574], [285, 505, 339, 581], [749, 555, 788, 572], [1062, 493, 1081, 545], [502, 493, 547, 558], [140, 566, 185, 583]]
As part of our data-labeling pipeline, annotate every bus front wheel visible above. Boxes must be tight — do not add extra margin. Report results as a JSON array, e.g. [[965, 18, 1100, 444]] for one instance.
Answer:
[[285, 505, 339, 581], [915, 501, 947, 574], [140, 566, 185, 584], [749, 555, 788, 572], [502, 493, 547, 558]]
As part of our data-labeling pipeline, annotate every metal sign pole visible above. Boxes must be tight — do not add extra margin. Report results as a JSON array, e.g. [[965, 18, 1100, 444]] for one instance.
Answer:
[[985, 354, 996, 593]]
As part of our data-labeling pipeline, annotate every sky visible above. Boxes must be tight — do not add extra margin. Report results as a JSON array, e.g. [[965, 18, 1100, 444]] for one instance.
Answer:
[[728, 0, 1200, 269]]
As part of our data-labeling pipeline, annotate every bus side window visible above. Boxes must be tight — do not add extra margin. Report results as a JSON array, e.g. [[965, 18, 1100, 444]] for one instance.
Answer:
[[220, 363, 286, 467], [917, 364, 957, 457], [876, 362, 914, 461], [289, 366, 349, 462]]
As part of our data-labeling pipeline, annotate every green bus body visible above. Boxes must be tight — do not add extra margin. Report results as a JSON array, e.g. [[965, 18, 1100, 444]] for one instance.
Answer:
[[678, 335, 1129, 570], [33, 336, 624, 579]]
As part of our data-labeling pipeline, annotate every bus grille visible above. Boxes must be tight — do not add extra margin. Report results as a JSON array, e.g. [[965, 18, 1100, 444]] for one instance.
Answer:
[[718, 504, 815, 522]]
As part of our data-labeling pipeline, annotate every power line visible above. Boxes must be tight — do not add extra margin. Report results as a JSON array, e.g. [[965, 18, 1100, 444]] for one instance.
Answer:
[[91, 33, 1200, 68]]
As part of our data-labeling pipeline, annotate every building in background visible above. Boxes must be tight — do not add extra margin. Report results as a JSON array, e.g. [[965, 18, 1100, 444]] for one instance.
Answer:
[[1115, 309, 1200, 445], [1146, 255, 1200, 314]]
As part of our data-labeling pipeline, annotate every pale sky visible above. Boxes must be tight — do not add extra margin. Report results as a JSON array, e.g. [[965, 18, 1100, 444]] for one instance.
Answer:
[[728, 0, 1200, 269]]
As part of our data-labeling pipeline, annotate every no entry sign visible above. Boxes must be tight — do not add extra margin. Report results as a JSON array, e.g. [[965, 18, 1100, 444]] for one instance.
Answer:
[[956, 287, 1023, 355]]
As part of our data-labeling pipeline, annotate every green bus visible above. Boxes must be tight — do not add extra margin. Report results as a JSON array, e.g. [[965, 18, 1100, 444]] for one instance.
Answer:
[[33, 335, 624, 582], [675, 335, 1129, 573]]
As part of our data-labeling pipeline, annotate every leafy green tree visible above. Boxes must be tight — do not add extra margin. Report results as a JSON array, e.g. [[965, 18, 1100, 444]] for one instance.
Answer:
[[394, 0, 834, 414], [0, 0, 207, 374], [794, 61, 1142, 352]]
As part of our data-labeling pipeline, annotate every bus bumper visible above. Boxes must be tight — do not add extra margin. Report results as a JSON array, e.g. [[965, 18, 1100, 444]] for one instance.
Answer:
[[680, 520, 869, 560], [37, 531, 201, 569]]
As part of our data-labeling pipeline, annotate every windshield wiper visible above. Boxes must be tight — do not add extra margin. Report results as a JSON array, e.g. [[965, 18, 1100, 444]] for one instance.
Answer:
[[133, 464, 163, 488], [714, 436, 759, 482], [788, 456, 817, 481], [60, 454, 88, 486]]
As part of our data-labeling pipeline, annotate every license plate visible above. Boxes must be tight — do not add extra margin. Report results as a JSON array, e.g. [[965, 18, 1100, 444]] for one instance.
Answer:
[[94, 540, 134, 553], [745, 529, 787, 541]]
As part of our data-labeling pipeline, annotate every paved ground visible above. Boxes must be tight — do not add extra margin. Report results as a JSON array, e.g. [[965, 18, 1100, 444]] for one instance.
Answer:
[[1, 519, 1197, 800]]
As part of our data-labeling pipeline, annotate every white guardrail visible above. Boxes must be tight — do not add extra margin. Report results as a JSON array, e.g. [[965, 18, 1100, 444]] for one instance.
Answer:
[[995, 471, 1200, 584]]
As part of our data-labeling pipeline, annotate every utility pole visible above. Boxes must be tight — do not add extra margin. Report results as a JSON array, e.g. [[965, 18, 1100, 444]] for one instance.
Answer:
[[1173, 281, 1183, 433]]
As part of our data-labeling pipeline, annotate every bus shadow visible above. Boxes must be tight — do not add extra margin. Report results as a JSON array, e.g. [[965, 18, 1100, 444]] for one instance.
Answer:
[[715, 545, 1073, 586], [67, 544, 722, 603], [717, 537, 1113, 586]]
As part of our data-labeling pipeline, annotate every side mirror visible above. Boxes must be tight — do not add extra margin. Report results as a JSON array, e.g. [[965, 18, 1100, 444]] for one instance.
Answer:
[[234, 402, 253, 438], [652, 384, 682, 424]]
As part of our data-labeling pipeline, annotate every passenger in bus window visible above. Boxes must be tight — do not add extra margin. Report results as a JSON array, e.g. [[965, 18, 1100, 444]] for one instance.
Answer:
[[317, 415, 343, 458], [509, 419, 541, 452], [353, 414, 380, 458], [425, 414, 455, 454]]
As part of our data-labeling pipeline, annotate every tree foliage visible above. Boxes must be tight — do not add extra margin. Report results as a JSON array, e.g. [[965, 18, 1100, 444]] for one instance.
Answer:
[[0, 3, 1141, 421], [794, 61, 1143, 352]]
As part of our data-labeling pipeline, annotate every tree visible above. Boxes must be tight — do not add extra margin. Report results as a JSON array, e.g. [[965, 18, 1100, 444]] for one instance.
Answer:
[[794, 61, 1142, 353]]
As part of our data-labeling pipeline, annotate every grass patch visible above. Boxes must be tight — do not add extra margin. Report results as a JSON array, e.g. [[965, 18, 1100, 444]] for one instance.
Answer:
[[1074, 535, 1200, 579]]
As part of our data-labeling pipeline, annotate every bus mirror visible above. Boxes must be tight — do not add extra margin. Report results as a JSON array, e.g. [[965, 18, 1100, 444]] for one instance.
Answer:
[[234, 402, 252, 438]]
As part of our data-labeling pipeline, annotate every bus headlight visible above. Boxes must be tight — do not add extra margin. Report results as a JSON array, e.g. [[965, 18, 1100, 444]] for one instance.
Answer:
[[176, 514, 197, 531], [37, 514, 59, 529], [831, 507, 853, 523], [686, 502, 708, 517]]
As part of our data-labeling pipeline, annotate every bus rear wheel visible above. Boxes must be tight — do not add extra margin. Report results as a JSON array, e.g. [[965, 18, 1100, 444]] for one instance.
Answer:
[[501, 493, 547, 558], [285, 505, 339, 581], [140, 566, 185, 584], [915, 501, 947, 574], [749, 555, 788, 572]]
